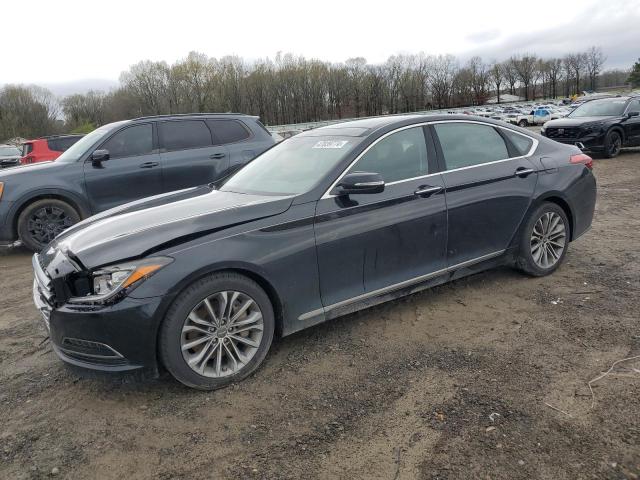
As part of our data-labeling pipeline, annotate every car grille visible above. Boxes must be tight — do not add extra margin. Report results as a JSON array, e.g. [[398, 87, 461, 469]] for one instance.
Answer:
[[545, 127, 581, 139], [32, 254, 54, 330]]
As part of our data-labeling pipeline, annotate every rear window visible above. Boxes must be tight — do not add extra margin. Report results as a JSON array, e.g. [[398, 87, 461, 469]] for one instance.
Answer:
[[209, 120, 251, 144], [160, 120, 213, 152]]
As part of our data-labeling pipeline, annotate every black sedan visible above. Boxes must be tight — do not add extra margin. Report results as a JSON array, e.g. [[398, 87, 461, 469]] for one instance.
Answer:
[[32, 115, 597, 390]]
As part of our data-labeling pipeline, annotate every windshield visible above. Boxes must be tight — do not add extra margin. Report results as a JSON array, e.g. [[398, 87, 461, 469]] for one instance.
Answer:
[[0, 146, 21, 156], [55, 121, 127, 163], [569, 99, 628, 118], [220, 136, 359, 196]]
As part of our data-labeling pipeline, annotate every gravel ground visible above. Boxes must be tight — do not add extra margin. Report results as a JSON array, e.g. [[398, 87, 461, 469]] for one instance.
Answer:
[[1, 149, 639, 480]]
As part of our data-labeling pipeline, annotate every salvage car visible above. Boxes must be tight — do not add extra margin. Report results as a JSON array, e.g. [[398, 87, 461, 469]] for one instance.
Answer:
[[541, 96, 640, 158], [0, 114, 275, 250], [32, 115, 596, 390]]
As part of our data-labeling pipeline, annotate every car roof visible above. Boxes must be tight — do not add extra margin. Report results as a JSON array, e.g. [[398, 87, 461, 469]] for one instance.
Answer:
[[299, 114, 514, 138], [130, 113, 258, 122]]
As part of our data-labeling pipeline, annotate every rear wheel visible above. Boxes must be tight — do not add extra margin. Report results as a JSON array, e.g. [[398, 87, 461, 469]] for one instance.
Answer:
[[159, 272, 275, 390], [516, 202, 570, 277], [17, 199, 80, 252], [603, 130, 622, 158], [518, 119, 529, 127]]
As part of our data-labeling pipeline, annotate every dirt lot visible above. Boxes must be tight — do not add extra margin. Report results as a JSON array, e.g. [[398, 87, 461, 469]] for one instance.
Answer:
[[1, 150, 639, 480]]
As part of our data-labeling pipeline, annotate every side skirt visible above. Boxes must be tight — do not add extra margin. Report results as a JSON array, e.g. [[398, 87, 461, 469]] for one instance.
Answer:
[[290, 250, 511, 335]]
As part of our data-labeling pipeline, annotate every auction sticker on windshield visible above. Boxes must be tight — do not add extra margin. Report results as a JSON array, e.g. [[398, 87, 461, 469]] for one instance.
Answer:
[[312, 140, 349, 149]]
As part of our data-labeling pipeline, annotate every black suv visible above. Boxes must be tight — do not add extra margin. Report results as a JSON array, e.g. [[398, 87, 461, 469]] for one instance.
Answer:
[[541, 96, 640, 158], [0, 114, 275, 251]]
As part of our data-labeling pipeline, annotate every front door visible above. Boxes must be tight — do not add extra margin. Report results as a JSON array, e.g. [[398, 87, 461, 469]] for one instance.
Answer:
[[83, 123, 164, 213], [314, 126, 448, 308], [431, 121, 538, 267]]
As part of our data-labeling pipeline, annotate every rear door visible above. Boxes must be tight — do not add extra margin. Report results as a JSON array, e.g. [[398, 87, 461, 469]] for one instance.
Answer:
[[431, 121, 538, 267], [207, 119, 261, 172], [83, 123, 163, 212], [314, 125, 448, 307], [158, 120, 229, 192]]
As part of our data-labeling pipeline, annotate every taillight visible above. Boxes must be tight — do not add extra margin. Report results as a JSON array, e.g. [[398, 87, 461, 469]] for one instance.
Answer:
[[570, 153, 593, 169]]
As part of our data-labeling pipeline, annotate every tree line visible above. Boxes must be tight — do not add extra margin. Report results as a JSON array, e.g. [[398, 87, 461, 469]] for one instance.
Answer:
[[0, 46, 635, 141]]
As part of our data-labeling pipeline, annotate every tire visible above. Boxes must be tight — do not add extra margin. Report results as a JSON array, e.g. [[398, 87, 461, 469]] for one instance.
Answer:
[[603, 129, 622, 158], [17, 199, 80, 252], [516, 202, 570, 277], [159, 272, 275, 390], [518, 119, 529, 127]]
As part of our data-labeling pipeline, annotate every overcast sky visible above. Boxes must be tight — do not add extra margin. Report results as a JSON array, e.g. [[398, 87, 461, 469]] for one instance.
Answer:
[[2, 0, 638, 90]]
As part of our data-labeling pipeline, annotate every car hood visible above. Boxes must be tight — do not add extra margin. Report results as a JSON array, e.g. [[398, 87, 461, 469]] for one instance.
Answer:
[[0, 160, 61, 179], [544, 116, 619, 127], [50, 186, 294, 269]]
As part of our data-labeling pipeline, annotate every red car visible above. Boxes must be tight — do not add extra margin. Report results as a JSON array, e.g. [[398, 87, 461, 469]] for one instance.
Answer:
[[21, 135, 84, 165]]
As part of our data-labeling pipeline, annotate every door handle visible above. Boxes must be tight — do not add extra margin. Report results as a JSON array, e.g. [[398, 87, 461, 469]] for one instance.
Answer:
[[209, 153, 226, 159], [414, 185, 443, 197], [514, 167, 535, 177], [139, 161, 159, 169]]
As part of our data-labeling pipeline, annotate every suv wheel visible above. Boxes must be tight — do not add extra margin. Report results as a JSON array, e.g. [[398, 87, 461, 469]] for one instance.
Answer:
[[159, 272, 275, 390], [17, 199, 80, 252], [518, 119, 529, 127], [604, 130, 622, 158], [516, 202, 570, 277]]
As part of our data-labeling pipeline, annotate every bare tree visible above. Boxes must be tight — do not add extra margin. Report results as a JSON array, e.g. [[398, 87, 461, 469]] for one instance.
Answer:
[[585, 46, 607, 90], [512, 54, 538, 100], [489, 61, 504, 103]]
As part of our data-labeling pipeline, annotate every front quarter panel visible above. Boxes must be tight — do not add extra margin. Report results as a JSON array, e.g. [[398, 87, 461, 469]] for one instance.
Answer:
[[128, 202, 322, 336]]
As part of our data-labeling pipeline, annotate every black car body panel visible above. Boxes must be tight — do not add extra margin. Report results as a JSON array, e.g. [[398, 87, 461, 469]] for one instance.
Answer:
[[0, 114, 275, 244], [32, 115, 597, 376], [541, 96, 640, 151]]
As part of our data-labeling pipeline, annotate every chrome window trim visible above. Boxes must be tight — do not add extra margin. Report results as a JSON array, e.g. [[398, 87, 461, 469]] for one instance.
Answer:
[[298, 249, 505, 321], [321, 120, 539, 199]]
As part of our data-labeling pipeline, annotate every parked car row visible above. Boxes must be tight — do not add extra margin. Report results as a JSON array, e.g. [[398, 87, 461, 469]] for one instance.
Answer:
[[28, 114, 597, 390]]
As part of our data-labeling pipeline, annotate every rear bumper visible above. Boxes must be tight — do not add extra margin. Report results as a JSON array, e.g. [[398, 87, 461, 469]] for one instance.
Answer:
[[568, 170, 597, 241]]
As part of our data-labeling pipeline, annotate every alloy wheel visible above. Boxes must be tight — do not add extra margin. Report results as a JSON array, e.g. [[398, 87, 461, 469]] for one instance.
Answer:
[[609, 134, 621, 157], [27, 206, 74, 245], [181, 291, 264, 378], [530, 211, 566, 269]]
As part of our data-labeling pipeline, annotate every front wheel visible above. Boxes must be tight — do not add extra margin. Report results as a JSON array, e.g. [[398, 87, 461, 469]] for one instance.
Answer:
[[603, 130, 622, 158], [17, 199, 80, 252], [516, 203, 570, 277], [159, 272, 275, 390]]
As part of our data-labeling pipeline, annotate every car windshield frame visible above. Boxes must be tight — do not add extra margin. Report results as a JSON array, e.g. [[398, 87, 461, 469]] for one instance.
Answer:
[[568, 99, 628, 118], [55, 121, 128, 163], [220, 135, 361, 196]]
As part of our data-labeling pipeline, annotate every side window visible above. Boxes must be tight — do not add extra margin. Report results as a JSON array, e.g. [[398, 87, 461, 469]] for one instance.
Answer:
[[47, 139, 62, 152], [627, 99, 640, 113], [501, 129, 534, 156], [434, 123, 509, 170], [209, 120, 251, 144], [159, 120, 213, 152], [102, 124, 153, 159], [347, 126, 428, 183]]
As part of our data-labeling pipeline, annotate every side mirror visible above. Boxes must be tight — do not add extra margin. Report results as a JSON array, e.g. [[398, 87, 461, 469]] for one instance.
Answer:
[[91, 149, 110, 165], [627, 111, 640, 118], [331, 172, 385, 196]]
